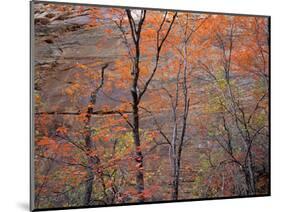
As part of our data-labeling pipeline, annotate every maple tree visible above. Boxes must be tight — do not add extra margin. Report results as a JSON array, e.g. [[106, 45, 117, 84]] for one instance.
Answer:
[[32, 2, 269, 209]]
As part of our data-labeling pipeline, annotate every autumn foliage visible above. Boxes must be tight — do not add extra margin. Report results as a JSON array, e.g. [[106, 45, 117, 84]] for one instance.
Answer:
[[32, 2, 269, 210]]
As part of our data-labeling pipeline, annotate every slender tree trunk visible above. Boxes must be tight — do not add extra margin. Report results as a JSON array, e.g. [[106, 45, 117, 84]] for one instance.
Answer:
[[170, 68, 179, 200], [130, 37, 145, 202], [83, 64, 107, 205], [126, 9, 147, 203], [171, 124, 178, 200], [172, 156, 181, 200], [171, 40, 190, 200], [83, 107, 96, 206], [244, 151, 256, 195], [131, 100, 145, 202], [84, 164, 94, 205], [248, 152, 256, 194], [125, 9, 176, 202], [170, 39, 190, 200]]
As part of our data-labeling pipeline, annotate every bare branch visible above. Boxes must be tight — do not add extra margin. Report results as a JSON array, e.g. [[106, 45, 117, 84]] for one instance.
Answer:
[[138, 12, 177, 101]]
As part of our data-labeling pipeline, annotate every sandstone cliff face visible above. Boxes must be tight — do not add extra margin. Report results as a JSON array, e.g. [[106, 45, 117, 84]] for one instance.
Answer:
[[32, 3, 269, 209], [33, 3, 203, 202], [34, 3, 128, 112]]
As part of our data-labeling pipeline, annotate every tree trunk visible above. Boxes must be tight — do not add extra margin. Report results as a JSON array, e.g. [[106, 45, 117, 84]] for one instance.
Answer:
[[132, 103, 145, 202], [125, 9, 176, 202], [171, 124, 178, 200], [244, 151, 256, 195], [171, 42, 190, 200], [126, 9, 146, 203], [172, 157, 180, 200], [83, 108, 95, 206], [84, 164, 94, 205], [83, 65, 106, 205]]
